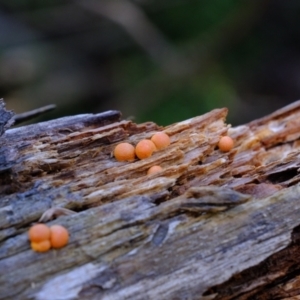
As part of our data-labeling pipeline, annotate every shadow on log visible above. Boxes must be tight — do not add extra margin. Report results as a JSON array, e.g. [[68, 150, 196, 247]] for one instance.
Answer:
[[1, 100, 300, 299]]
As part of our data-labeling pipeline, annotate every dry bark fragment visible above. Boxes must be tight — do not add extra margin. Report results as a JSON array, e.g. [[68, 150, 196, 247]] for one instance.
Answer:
[[0, 98, 14, 136]]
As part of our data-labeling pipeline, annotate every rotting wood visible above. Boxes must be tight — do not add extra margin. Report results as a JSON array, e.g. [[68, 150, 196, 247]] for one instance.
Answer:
[[2, 101, 300, 299]]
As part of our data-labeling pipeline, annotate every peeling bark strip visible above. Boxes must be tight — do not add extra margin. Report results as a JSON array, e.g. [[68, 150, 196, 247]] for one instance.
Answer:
[[2, 101, 300, 299], [0, 98, 14, 136]]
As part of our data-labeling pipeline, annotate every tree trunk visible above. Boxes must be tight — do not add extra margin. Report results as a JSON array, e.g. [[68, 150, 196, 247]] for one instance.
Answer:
[[1, 101, 300, 300]]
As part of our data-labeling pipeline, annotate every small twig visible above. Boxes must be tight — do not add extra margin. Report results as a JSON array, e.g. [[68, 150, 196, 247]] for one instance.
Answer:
[[39, 207, 77, 222], [13, 104, 56, 125]]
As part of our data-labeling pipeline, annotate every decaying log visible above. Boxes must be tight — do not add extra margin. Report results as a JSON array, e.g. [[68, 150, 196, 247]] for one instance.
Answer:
[[2, 100, 300, 299]]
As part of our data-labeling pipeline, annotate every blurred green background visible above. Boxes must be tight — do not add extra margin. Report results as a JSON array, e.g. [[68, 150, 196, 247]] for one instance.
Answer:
[[0, 0, 299, 126]]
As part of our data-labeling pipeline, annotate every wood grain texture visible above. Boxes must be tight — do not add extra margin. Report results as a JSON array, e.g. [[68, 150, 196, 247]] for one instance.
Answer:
[[2, 102, 300, 299]]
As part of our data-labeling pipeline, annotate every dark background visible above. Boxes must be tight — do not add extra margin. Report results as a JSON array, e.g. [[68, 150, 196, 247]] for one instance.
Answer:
[[0, 0, 299, 126]]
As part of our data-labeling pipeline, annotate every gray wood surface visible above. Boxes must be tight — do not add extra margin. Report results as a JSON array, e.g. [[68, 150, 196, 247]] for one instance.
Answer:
[[2, 102, 300, 299]]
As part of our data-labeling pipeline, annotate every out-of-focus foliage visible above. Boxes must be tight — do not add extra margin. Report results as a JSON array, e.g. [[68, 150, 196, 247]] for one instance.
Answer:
[[0, 0, 299, 126]]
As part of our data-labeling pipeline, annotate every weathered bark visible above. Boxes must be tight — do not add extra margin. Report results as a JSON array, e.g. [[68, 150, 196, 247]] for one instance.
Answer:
[[1, 101, 300, 299]]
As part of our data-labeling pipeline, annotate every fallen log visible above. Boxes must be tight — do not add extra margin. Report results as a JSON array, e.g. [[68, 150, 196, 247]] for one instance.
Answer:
[[1, 100, 300, 299]]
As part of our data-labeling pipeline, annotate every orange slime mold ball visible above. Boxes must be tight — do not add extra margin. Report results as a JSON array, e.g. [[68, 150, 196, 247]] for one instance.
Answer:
[[50, 225, 69, 249], [31, 240, 51, 252], [151, 132, 170, 150], [28, 223, 51, 243], [114, 142, 135, 162], [135, 139, 156, 159], [218, 136, 234, 152], [147, 165, 163, 175]]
